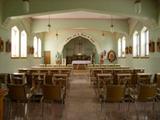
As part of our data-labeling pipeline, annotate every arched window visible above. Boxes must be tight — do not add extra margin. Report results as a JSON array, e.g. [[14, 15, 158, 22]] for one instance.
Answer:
[[141, 26, 149, 56], [121, 37, 126, 57], [11, 26, 19, 57], [33, 36, 42, 57], [20, 30, 27, 57], [38, 38, 42, 57], [33, 36, 38, 57], [118, 38, 121, 57], [118, 36, 126, 57], [133, 31, 140, 57]]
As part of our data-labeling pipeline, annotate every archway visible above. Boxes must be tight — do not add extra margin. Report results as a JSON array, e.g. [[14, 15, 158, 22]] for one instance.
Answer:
[[62, 36, 98, 64]]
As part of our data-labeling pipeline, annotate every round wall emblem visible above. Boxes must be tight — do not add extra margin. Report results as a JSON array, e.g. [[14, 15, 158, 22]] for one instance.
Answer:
[[107, 50, 116, 62]]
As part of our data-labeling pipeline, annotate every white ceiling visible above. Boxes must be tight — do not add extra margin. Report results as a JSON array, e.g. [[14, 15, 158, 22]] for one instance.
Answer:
[[32, 11, 128, 20]]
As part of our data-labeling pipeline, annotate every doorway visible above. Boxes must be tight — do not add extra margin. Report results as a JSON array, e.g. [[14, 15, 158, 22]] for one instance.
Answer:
[[44, 51, 51, 64]]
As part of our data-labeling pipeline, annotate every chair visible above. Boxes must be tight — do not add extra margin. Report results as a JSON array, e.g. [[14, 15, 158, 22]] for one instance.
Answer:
[[155, 73, 160, 88], [39, 69, 49, 75], [7, 84, 33, 119], [0, 73, 8, 84], [92, 69, 102, 86], [97, 73, 113, 88], [44, 74, 54, 85], [49, 69, 59, 75], [102, 69, 113, 74], [130, 83, 157, 119], [31, 73, 45, 89], [131, 68, 144, 87], [137, 73, 152, 84], [97, 73, 113, 100], [101, 84, 126, 119], [42, 84, 65, 103], [54, 74, 68, 88], [106, 84, 125, 102], [116, 73, 132, 86], [41, 84, 65, 119], [10, 73, 26, 84]]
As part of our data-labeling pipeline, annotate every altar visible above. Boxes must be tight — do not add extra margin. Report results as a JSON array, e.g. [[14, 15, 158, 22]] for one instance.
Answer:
[[72, 60, 91, 70]]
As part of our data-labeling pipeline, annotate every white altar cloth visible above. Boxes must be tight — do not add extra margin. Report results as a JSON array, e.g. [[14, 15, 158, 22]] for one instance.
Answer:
[[72, 60, 91, 64]]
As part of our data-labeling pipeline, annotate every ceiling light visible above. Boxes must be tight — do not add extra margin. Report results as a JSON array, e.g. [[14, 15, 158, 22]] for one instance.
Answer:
[[23, 0, 30, 13], [134, 0, 142, 14], [110, 24, 114, 33], [47, 16, 51, 32], [110, 16, 114, 33]]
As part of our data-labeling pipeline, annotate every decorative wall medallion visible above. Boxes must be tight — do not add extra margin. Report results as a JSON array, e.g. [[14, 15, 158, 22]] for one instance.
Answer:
[[107, 50, 116, 63]]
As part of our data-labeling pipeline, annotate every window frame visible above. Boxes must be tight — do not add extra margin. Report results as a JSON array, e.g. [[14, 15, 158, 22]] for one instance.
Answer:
[[118, 36, 126, 58], [33, 36, 42, 58], [11, 26, 20, 58], [133, 31, 140, 57], [11, 26, 28, 58], [140, 26, 149, 57], [20, 30, 27, 58]]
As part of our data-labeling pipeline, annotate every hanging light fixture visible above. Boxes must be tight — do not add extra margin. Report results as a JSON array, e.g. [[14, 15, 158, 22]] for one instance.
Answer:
[[134, 0, 142, 14], [110, 16, 114, 33], [56, 32, 58, 41], [47, 16, 51, 32], [23, 0, 30, 13]]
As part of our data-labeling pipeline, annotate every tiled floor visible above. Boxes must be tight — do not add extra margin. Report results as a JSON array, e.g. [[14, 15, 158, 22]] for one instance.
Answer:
[[6, 70, 160, 120]]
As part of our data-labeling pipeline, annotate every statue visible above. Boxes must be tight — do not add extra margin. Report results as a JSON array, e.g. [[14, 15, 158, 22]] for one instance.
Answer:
[[55, 51, 62, 64]]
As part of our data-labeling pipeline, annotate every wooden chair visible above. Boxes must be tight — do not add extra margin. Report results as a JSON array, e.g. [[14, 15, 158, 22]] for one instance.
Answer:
[[137, 73, 152, 84], [31, 73, 45, 94], [97, 73, 113, 88], [155, 73, 160, 88], [102, 69, 113, 74], [42, 84, 65, 103], [0, 73, 8, 84], [106, 84, 125, 102], [97, 74, 113, 100], [10, 73, 26, 85], [101, 84, 126, 119], [130, 83, 157, 119], [49, 69, 59, 75], [131, 68, 144, 87], [41, 84, 65, 119], [54, 74, 68, 88], [39, 69, 49, 75], [116, 73, 132, 85], [91, 69, 102, 86], [7, 84, 33, 119], [44, 74, 54, 85]]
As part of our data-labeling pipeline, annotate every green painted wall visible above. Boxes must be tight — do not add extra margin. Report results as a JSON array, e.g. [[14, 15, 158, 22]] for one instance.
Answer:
[[0, 19, 43, 73], [32, 19, 129, 34], [43, 30, 118, 64], [118, 21, 160, 74]]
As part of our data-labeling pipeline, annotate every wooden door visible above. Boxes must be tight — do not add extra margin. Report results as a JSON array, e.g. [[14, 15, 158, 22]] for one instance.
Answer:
[[44, 51, 51, 64]]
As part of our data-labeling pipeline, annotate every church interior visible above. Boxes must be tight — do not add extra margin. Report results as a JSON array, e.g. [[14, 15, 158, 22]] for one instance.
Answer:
[[0, 0, 160, 119]]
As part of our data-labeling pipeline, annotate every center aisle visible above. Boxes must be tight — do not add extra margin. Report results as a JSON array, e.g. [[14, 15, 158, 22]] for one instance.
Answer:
[[63, 70, 101, 120]]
